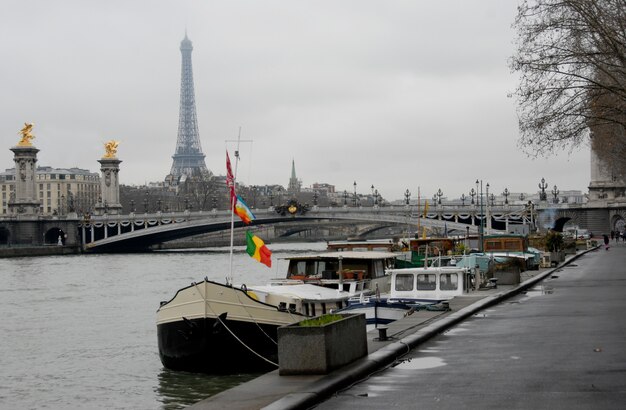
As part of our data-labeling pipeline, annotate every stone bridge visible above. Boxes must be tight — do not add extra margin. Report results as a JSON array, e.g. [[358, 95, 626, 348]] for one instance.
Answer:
[[79, 204, 522, 252], [2, 202, 625, 252]]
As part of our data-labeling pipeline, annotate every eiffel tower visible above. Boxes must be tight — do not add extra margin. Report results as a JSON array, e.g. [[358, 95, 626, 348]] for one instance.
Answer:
[[169, 33, 209, 179]]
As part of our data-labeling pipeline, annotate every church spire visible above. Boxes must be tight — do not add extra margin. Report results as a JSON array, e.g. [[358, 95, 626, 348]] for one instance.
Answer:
[[287, 158, 301, 196]]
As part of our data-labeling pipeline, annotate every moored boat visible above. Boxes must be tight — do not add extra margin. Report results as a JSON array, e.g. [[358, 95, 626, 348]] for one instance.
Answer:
[[339, 263, 472, 331], [156, 250, 397, 374]]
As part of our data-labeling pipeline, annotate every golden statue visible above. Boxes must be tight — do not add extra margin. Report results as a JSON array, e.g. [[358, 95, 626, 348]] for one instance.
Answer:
[[17, 123, 35, 146], [103, 140, 120, 158]]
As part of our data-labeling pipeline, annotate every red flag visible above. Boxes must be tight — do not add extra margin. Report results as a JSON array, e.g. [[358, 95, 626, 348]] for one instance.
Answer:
[[226, 150, 236, 206]]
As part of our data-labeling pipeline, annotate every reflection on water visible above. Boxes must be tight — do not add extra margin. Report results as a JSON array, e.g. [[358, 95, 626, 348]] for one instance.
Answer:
[[156, 370, 259, 410]]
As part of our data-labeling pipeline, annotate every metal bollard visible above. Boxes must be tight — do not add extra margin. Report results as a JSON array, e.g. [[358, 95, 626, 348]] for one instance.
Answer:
[[377, 325, 388, 341]]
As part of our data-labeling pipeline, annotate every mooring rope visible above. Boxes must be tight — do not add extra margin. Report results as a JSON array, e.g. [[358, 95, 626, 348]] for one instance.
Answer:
[[192, 282, 279, 367]]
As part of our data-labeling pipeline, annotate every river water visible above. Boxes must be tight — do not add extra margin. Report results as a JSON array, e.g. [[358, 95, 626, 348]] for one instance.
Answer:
[[0, 242, 327, 410]]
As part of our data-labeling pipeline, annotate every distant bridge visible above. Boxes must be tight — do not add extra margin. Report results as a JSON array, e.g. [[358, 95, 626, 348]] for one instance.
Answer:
[[2, 201, 623, 252], [79, 204, 535, 252]]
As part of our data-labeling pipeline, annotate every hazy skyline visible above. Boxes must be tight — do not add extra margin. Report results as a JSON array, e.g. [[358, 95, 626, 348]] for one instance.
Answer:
[[0, 1, 590, 201]]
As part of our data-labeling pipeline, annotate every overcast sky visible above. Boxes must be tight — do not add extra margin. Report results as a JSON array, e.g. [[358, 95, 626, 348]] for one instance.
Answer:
[[0, 0, 590, 201]]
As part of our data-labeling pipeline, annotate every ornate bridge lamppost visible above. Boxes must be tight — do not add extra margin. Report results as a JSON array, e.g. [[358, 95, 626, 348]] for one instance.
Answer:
[[539, 177, 548, 201], [436, 189, 443, 205], [269, 192, 274, 207], [313, 190, 318, 206], [519, 193, 525, 202], [460, 193, 467, 206], [552, 185, 560, 204], [469, 188, 476, 205], [374, 189, 379, 206], [476, 180, 484, 251], [353, 181, 357, 207], [343, 190, 348, 206], [130, 199, 135, 213], [143, 191, 149, 213], [502, 188, 510, 205], [404, 189, 411, 205], [489, 193, 495, 207]]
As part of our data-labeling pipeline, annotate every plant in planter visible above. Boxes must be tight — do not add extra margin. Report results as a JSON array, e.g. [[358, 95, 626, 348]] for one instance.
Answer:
[[277, 313, 367, 375]]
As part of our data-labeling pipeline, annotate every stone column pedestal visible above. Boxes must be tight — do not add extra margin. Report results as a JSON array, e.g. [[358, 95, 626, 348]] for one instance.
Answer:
[[8, 145, 40, 215], [94, 157, 123, 215]]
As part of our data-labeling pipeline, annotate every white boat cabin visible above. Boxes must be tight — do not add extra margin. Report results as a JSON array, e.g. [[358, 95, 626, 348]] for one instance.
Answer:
[[387, 266, 471, 303], [249, 251, 398, 317]]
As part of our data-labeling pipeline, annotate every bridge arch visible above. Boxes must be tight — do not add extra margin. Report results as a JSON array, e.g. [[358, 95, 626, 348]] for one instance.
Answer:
[[44, 227, 66, 245], [610, 212, 625, 233], [0, 227, 10, 245]]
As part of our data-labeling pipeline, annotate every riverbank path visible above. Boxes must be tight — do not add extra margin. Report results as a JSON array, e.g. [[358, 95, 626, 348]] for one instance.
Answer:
[[315, 243, 626, 409]]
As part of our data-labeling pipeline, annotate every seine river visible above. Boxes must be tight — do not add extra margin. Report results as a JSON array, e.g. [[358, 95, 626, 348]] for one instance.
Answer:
[[0, 242, 327, 410]]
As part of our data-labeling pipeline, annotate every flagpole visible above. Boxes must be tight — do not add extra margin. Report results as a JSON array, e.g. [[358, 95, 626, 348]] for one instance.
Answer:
[[227, 127, 243, 286]]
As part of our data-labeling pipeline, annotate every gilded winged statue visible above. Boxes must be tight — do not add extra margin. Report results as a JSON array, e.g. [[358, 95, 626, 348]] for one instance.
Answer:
[[103, 140, 120, 158], [18, 123, 35, 146]]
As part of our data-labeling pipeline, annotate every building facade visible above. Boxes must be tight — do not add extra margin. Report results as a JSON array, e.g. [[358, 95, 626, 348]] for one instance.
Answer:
[[1, 166, 100, 215]]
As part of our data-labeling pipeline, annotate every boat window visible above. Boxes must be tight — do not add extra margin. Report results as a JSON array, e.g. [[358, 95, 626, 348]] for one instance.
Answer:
[[372, 260, 385, 278], [417, 274, 437, 290], [395, 274, 414, 291], [485, 240, 500, 251], [440, 273, 458, 290], [504, 240, 520, 250]]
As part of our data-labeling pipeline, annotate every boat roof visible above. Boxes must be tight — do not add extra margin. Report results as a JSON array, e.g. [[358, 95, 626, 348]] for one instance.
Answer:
[[386, 266, 469, 275], [248, 283, 355, 301], [283, 251, 398, 261]]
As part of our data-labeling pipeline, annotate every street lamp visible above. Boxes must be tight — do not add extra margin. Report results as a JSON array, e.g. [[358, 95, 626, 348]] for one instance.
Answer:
[[343, 190, 348, 206], [469, 188, 476, 205], [460, 193, 466, 206], [143, 191, 149, 213], [489, 193, 495, 206], [552, 185, 560, 204], [539, 177, 548, 201], [404, 189, 411, 205], [476, 179, 484, 252], [436, 188, 443, 205], [502, 188, 510, 205], [374, 189, 379, 206], [353, 181, 357, 207]]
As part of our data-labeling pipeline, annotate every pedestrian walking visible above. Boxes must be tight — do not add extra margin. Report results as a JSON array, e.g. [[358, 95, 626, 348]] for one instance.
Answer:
[[603, 234, 610, 250]]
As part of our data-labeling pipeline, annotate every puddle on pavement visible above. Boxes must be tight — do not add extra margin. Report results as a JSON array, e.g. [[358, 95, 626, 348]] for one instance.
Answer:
[[443, 327, 469, 336], [393, 356, 446, 370], [522, 285, 554, 297]]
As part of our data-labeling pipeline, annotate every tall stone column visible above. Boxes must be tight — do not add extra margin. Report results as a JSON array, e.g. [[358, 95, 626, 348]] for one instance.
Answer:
[[94, 141, 123, 215], [8, 124, 40, 215]]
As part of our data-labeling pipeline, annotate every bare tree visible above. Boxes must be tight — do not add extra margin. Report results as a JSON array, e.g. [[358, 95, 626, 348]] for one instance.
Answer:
[[511, 0, 626, 158], [178, 169, 215, 211]]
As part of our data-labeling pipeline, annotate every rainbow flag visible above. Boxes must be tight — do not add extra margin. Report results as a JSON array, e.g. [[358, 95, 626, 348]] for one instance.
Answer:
[[234, 195, 256, 224], [246, 231, 272, 267]]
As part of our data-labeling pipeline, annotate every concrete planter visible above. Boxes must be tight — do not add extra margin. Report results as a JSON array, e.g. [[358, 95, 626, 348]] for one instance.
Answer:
[[277, 313, 367, 375], [550, 251, 565, 264]]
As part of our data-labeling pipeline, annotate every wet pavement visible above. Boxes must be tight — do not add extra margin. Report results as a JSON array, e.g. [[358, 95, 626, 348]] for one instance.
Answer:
[[314, 243, 626, 409]]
